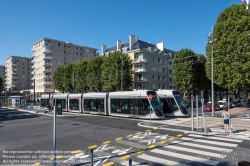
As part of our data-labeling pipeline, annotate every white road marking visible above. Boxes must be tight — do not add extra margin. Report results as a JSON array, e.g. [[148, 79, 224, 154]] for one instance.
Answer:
[[188, 134, 242, 142], [181, 137, 238, 147]]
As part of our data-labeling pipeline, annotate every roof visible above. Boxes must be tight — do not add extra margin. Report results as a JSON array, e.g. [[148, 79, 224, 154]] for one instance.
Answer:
[[104, 40, 175, 57]]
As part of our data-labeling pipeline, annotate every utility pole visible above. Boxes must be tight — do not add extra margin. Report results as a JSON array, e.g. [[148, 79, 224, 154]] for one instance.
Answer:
[[208, 30, 216, 117], [120, 55, 123, 91]]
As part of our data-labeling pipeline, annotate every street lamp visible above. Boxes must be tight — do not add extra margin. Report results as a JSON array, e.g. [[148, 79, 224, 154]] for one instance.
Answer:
[[208, 32, 217, 117]]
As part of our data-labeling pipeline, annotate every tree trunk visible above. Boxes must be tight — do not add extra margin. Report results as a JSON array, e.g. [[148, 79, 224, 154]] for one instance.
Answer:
[[243, 89, 248, 108]]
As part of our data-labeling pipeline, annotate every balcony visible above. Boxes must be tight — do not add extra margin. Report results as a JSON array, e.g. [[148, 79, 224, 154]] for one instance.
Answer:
[[134, 68, 147, 73], [43, 62, 52, 66], [31, 71, 34, 74], [43, 55, 52, 60], [43, 81, 52, 85], [43, 43, 53, 47], [31, 59, 35, 63], [134, 77, 147, 82], [42, 48, 53, 53], [43, 75, 51, 79], [11, 72, 17, 75], [12, 63, 17, 66], [43, 69, 52, 73], [133, 58, 148, 63], [11, 84, 17, 88], [12, 68, 17, 71], [12, 77, 18, 80]]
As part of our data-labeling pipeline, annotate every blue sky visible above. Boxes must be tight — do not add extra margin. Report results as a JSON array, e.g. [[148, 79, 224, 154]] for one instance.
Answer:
[[0, 0, 242, 65]]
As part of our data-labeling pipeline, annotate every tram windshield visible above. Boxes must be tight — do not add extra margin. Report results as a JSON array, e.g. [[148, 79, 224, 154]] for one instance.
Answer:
[[172, 91, 185, 107], [147, 91, 163, 116]]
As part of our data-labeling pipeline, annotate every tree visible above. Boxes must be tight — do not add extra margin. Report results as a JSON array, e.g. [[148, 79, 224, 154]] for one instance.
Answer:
[[173, 48, 198, 93], [101, 51, 133, 91], [53, 66, 65, 93], [86, 56, 103, 91], [73, 60, 88, 93], [206, 4, 250, 105], [63, 63, 75, 93]]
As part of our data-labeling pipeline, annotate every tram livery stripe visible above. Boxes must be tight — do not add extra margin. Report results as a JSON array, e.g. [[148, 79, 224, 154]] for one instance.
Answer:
[[181, 137, 238, 147], [187, 134, 242, 142], [151, 149, 219, 165], [138, 154, 191, 166], [171, 140, 233, 152]]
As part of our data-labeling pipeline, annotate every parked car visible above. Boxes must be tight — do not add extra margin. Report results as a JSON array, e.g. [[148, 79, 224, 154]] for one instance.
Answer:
[[205, 102, 220, 112], [218, 100, 228, 110], [232, 100, 243, 107]]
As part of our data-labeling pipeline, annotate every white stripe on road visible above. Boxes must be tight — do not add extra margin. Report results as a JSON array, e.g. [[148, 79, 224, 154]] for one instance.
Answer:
[[138, 154, 191, 166], [162, 144, 223, 158], [171, 140, 233, 152], [151, 149, 219, 165], [181, 137, 238, 147], [188, 134, 242, 142], [121, 160, 142, 166]]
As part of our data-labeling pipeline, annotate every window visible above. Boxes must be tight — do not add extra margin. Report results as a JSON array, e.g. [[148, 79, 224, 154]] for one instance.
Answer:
[[158, 84, 161, 89], [158, 75, 161, 81], [170, 86, 172, 89], [58, 61, 61, 65], [152, 57, 155, 62], [163, 76, 166, 81], [58, 55, 61, 59], [170, 78, 172, 82], [173, 86, 176, 89], [152, 84, 156, 89], [170, 61, 172, 65], [157, 67, 161, 72], [158, 58, 161, 63], [58, 49, 61, 53], [163, 84, 166, 89], [86, 49, 89, 52], [163, 68, 166, 73], [170, 70, 172, 74], [68, 46, 70, 48], [152, 75, 156, 80], [152, 67, 156, 71], [58, 43, 60, 47]]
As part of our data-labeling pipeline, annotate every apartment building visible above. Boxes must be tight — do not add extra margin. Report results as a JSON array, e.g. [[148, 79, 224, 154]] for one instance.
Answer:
[[0, 65, 5, 92], [31, 38, 98, 97], [101, 35, 176, 90], [5, 56, 32, 94]]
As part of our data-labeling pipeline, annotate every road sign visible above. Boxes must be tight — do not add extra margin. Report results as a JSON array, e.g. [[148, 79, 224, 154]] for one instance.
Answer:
[[147, 94, 152, 101]]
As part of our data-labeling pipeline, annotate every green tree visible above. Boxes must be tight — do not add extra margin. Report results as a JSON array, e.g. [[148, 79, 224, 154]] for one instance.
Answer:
[[173, 48, 198, 93], [73, 60, 88, 93], [53, 66, 65, 93], [101, 51, 133, 91], [86, 56, 103, 91], [63, 63, 75, 93], [206, 4, 250, 105]]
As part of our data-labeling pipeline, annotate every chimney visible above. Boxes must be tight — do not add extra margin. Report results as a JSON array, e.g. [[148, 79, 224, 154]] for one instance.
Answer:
[[129, 35, 138, 50], [117, 40, 122, 51], [156, 42, 164, 51], [102, 45, 106, 55]]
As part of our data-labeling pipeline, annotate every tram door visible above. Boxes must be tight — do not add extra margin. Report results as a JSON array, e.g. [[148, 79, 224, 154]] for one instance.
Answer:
[[129, 98, 140, 118]]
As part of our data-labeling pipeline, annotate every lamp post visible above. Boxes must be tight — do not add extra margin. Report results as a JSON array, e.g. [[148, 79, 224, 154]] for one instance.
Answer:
[[208, 32, 216, 117], [120, 55, 123, 91]]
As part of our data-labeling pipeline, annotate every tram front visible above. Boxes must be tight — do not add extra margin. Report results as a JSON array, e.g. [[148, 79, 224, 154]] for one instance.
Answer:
[[146, 90, 164, 118]]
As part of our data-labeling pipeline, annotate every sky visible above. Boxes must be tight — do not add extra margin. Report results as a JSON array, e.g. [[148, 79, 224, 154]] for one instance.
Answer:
[[0, 0, 243, 66]]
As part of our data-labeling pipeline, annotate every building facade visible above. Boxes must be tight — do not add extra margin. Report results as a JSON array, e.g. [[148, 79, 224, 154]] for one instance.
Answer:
[[31, 38, 98, 97], [0, 65, 5, 92], [5, 56, 32, 94], [101, 35, 176, 90]]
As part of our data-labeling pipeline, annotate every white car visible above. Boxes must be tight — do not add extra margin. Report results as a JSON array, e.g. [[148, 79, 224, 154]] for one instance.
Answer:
[[218, 100, 228, 110]]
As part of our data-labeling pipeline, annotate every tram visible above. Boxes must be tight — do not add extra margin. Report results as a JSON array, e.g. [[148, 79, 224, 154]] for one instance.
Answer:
[[157, 89, 189, 116], [40, 89, 188, 119]]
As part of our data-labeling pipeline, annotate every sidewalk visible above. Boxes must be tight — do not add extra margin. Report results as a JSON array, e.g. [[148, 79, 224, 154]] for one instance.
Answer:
[[138, 108, 250, 140]]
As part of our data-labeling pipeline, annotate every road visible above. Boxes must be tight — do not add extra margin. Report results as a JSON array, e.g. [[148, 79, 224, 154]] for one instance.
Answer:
[[0, 108, 250, 166]]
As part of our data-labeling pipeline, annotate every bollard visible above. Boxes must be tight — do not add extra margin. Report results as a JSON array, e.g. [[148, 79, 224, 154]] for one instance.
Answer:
[[90, 149, 93, 166], [204, 115, 206, 134], [129, 158, 132, 166]]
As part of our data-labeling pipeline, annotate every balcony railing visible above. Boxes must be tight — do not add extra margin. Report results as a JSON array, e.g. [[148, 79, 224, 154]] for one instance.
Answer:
[[133, 58, 148, 63], [43, 75, 51, 78], [12, 72, 17, 75], [43, 62, 52, 66], [43, 69, 52, 72], [42, 48, 53, 53], [135, 77, 147, 82], [134, 68, 147, 72], [43, 81, 52, 85], [43, 55, 52, 59]]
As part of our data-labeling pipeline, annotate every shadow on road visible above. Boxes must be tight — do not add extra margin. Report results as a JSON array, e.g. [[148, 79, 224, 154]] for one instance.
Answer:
[[0, 109, 40, 122]]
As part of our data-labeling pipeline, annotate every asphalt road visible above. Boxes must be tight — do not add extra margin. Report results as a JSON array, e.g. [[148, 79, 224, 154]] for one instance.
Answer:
[[1, 108, 250, 166]]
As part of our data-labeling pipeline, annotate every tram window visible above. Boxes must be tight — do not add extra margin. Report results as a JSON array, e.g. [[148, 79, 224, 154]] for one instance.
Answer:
[[41, 99, 49, 107], [84, 99, 104, 113], [56, 99, 66, 109], [69, 99, 79, 110], [140, 99, 150, 115], [110, 99, 130, 114]]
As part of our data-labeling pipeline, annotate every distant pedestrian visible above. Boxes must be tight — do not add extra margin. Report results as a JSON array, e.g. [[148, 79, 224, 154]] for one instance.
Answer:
[[222, 108, 230, 133], [238, 160, 250, 166]]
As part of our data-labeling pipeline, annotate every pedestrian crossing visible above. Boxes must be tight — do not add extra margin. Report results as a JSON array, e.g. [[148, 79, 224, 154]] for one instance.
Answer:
[[58, 131, 243, 166]]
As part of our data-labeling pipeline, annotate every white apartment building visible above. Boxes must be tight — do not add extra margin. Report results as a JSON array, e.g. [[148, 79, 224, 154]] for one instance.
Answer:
[[31, 38, 98, 97], [101, 35, 176, 90], [0, 65, 5, 92], [5, 56, 32, 94]]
